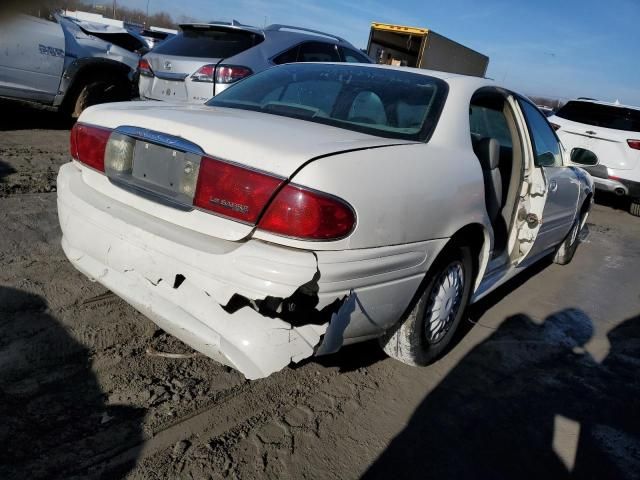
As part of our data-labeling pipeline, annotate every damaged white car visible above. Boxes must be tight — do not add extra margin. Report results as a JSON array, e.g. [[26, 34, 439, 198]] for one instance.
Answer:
[[57, 63, 596, 379]]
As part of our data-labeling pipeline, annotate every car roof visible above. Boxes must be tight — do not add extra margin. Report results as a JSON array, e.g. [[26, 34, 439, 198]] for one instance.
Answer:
[[566, 98, 640, 112], [177, 22, 352, 45]]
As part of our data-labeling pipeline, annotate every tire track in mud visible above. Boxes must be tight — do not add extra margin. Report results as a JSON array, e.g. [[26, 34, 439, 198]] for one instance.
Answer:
[[66, 365, 345, 477]]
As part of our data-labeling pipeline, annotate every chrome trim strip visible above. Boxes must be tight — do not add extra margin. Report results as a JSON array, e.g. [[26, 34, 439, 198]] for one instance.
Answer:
[[115, 126, 204, 155], [154, 71, 189, 81]]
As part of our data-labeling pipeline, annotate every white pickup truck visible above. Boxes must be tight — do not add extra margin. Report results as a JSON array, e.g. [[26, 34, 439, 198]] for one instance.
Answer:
[[0, 12, 144, 116]]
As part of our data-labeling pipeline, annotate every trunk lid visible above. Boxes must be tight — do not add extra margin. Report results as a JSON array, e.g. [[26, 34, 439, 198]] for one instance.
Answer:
[[79, 102, 414, 240], [142, 53, 216, 102]]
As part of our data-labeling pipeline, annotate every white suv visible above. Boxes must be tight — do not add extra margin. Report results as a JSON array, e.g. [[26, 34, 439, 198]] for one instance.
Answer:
[[549, 99, 640, 216]]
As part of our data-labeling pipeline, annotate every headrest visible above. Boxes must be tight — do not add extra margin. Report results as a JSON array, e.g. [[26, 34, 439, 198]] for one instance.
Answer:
[[474, 137, 501, 170]]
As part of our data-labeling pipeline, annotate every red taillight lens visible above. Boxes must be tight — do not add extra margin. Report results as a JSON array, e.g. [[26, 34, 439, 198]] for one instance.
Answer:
[[191, 64, 215, 83], [138, 58, 154, 77], [627, 139, 640, 150], [550, 122, 561, 131], [71, 123, 111, 172], [258, 185, 356, 240], [193, 156, 284, 223], [215, 65, 252, 84]]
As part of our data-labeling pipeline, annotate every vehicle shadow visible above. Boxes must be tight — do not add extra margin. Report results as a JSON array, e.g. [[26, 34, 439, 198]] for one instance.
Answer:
[[0, 286, 145, 479], [0, 99, 73, 132], [594, 190, 631, 212], [362, 309, 640, 479]]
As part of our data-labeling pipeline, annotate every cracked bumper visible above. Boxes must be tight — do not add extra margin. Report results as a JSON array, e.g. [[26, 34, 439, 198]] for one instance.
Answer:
[[57, 163, 444, 378]]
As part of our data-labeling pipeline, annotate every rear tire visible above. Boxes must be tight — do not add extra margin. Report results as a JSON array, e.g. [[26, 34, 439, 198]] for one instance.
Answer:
[[379, 244, 474, 366], [66, 76, 130, 118], [630, 201, 640, 217]]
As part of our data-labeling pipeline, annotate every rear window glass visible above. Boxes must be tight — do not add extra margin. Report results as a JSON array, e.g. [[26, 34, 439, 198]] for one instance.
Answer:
[[207, 63, 448, 141], [556, 101, 640, 132], [153, 27, 263, 58]]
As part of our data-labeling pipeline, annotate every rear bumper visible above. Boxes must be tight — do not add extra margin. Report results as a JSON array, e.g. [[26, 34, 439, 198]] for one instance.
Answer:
[[57, 163, 442, 378], [592, 174, 640, 198]]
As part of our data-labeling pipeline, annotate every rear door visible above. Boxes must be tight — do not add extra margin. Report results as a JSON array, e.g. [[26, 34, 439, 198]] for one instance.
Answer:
[[519, 99, 580, 258], [552, 101, 640, 172], [0, 15, 65, 102], [141, 26, 263, 103]]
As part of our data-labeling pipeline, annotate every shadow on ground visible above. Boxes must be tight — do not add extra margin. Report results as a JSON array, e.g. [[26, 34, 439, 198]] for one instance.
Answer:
[[0, 287, 144, 479], [0, 99, 72, 131], [363, 309, 640, 479], [594, 190, 631, 212]]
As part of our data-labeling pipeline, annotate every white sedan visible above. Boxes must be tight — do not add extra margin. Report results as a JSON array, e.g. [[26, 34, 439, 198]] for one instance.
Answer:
[[57, 63, 596, 379]]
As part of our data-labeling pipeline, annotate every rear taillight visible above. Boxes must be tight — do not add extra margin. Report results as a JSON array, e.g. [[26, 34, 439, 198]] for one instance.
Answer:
[[70, 123, 111, 172], [627, 139, 640, 150], [550, 122, 561, 131], [191, 64, 216, 83], [215, 65, 252, 84], [193, 156, 284, 223], [138, 58, 154, 77], [258, 185, 356, 240]]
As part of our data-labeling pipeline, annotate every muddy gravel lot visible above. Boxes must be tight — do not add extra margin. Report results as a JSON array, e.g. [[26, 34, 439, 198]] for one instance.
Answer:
[[1, 100, 639, 479]]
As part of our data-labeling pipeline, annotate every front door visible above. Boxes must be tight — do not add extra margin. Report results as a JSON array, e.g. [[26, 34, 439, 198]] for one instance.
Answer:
[[517, 99, 580, 260]]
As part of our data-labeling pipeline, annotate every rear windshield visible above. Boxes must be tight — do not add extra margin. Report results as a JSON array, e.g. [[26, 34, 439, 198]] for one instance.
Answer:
[[556, 101, 640, 132], [153, 27, 263, 59], [206, 64, 448, 141]]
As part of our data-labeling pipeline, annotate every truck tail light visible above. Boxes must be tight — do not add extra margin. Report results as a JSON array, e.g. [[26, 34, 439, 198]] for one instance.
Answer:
[[138, 58, 154, 77], [627, 139, 640, 150], [550, 122, 561, 131], [215, 65, 252, 84], [258, 185, 356, 240], [191, 64, 216, 83], [70, 123, 111, 172], [193, 156, 284, 223]]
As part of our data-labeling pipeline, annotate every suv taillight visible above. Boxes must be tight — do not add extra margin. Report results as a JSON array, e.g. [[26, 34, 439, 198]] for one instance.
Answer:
[[191, 64, 216, 83], [215, 65, 252, 84], [138, 58, 154, 77], [627, 139, 640, 150], [70, 123, 111, 172]]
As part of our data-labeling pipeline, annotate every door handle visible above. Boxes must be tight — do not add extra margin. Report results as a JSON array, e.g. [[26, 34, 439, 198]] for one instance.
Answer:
[[549, 179, 558, 193], [585, 130, 597, 136]]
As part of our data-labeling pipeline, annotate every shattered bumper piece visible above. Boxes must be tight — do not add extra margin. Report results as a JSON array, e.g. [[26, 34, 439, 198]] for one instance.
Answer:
[[62, 239, 327, 379]]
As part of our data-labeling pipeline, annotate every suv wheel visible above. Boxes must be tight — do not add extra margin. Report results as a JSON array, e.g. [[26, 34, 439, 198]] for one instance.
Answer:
[[66, 75, 130, 118]]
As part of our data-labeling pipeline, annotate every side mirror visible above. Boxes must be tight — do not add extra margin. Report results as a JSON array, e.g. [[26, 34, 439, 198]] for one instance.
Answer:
[[570, 148, 599, 166]]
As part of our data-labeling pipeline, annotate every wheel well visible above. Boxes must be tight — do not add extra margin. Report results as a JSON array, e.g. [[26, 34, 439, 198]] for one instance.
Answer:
[[579, 194, 593, 219], [447, 223, 490, 293], [62, 63, 133, 111]]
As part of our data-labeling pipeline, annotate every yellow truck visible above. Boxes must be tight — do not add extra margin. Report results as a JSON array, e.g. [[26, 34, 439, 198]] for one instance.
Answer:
[[366, 22, 489, 77]]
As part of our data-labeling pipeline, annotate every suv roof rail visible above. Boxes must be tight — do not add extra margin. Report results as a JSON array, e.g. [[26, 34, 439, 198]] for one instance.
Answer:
[[576, 97, 598, 101], [265, 24, 346, 43]]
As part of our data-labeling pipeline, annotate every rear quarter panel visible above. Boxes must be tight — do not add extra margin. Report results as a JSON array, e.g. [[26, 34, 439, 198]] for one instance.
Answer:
[[255, 142, 488, 251]]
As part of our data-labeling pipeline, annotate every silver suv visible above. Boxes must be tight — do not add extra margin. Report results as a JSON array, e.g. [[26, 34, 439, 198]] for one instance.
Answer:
[[138, 22, 371, 104]]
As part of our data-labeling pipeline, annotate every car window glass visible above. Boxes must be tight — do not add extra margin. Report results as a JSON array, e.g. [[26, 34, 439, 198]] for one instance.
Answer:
[[555, 101, 640, 132], [272, 45, 299, 65], [153, 27, 263, 58], [469, 105, 513, 148], [279, 80, 342, 115], [207, 63, 448, 141], [341, 47, 371, 63], [520, 100, 562, 167], [296, 42, 340, 62]]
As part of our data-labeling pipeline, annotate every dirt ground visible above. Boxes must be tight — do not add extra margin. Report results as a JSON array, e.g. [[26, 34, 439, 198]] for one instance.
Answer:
[[1, 99, 639, 479]]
